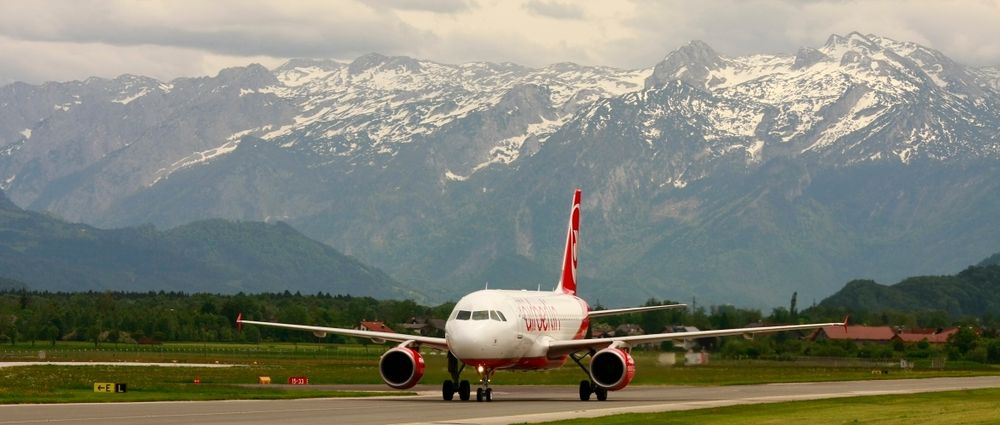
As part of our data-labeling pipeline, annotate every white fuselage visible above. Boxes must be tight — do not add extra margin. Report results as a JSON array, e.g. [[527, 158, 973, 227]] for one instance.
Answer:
[[445, 289, 589, 370]]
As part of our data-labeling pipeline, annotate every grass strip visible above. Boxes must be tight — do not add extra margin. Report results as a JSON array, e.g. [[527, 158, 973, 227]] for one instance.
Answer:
[[0, 387, 407, 404], [0, 364, 413, 404], [528, 388, 1000, 425]]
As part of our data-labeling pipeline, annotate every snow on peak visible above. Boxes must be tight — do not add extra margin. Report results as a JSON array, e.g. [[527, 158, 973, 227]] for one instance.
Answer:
[[112, 87, 152, 105], [444, 170, 467, 181], [150, 138, 244, 185]]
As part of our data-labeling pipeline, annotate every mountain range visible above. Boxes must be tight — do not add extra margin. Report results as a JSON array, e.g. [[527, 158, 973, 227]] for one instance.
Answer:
[[2, 32, 998, 307]]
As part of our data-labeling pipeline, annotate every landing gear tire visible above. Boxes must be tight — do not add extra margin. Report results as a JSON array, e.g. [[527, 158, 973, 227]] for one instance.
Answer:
[[442, 380, 454, 401], [459, 380, 471, 401], [485, 388, 493, 402], [578, 380, 591, 401], [476, 387, 484, 402], [595, 387, 608, 401]]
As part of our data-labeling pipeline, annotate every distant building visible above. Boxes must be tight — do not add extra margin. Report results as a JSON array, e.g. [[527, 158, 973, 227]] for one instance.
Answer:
[[398, 316, 445, 337], [359, 320, 394, 333], [893, 327, 959, 345], [684, 351, 709, 365], [808, 325, 895, 344], [589, 322, 614, 338], [614, 324, 644, 337], [665, 326, 704, 351]]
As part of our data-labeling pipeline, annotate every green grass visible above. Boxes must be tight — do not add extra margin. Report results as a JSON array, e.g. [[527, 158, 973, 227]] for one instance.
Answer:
[[0, 364, 409, 404], [529, 388, 1000, 424], [2, 342, 999, 404]]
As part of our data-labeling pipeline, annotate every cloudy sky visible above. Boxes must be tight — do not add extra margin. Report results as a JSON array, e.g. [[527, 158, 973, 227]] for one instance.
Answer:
[[2, 0, 998, 85]]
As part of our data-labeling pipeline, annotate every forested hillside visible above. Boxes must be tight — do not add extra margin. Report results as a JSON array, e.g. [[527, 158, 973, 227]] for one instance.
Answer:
[[0, 191, 412, 298], [979, 253, 1000, 267], [816, 253, 1000, 320]]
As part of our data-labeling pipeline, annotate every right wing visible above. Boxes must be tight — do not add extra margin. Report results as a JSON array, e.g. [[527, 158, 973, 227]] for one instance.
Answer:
[[588, 303, 687, 318], [237, 314, 449, 351], [547, 320, 846, 357]]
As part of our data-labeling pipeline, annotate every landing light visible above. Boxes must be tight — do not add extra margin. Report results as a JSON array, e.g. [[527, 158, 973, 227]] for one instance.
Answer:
[[477, 365, 484, 374]]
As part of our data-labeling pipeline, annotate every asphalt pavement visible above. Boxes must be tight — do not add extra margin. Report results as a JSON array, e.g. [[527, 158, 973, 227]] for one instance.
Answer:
[[2, 376, 998, 425]]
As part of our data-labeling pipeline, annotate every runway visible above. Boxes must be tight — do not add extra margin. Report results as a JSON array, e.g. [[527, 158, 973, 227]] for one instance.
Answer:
[[2, 376, 998, 425]]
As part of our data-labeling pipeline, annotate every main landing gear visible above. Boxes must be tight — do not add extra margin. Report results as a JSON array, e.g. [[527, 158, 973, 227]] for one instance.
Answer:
[[442, 351, 471, 401], [577, 379, 607, 401], [571, 350, 608, 401], [442, 378, 471, 401]]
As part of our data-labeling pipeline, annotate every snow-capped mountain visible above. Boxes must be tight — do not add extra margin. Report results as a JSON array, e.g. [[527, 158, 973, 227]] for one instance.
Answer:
[[1, 33, 998, 307], [235, 55, 647, 180], [642, 33, 998, 169]]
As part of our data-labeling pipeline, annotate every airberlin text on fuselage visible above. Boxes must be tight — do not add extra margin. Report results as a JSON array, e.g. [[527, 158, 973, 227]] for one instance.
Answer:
[[516, 298, 562, 332]]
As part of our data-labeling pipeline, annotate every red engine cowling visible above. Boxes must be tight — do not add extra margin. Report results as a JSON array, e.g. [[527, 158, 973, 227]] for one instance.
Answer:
[[589, 347, 636, 391], [378, 347, 425, 389]]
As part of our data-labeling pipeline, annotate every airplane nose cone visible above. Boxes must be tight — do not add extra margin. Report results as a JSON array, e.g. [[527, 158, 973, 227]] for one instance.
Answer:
[[448, 323, 504, 359]]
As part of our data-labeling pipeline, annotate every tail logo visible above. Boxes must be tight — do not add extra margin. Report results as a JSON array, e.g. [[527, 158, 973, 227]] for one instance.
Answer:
[[558, 189, 581, 295], [569, 208, 578, 283]]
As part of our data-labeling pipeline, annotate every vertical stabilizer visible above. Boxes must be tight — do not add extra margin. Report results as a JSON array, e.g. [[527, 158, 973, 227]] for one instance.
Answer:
[[556, 189, 581, 295]]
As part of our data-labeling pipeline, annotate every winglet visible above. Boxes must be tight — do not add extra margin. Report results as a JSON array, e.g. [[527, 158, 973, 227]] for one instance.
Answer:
[[236, 313, 243, 332], [556, 189, 581, 295], [842, 315, 850, 332]]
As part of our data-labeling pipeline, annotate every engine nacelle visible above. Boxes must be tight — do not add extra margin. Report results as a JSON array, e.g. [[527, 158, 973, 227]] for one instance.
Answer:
[[378, 347, 425, 389], [589, 347, 636, 391]]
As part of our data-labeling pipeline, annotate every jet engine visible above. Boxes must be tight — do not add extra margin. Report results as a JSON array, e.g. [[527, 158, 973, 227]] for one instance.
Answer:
[[379, 347, 425, 389], [589, 347, 636, 391]]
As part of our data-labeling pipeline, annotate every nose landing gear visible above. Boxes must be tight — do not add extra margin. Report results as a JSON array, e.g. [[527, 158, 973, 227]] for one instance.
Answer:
[[475, 366, 495, 402], [441, 352, 496, 402]]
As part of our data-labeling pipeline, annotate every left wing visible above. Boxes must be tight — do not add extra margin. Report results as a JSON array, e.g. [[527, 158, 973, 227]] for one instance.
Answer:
[[588, 304, 687, 318], [547, 320, 845, 357], [237, 314, 449, 351]]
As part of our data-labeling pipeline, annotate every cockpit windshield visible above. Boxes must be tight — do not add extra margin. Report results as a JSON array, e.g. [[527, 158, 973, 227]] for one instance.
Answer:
[[454, 309, 507, 321]]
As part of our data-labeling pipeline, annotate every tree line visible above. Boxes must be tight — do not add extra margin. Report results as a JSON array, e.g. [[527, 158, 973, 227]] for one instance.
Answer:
[[1, 290, 997, 364], [0, 290, 448, 346]]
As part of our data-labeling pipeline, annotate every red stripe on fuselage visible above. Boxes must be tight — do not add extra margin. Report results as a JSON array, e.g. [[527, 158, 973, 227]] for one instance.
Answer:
[[574, 297, 591, 340], [461, 356, 568, 370]]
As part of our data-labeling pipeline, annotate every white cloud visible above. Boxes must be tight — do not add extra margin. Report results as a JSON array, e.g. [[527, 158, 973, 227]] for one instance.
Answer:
[[0, 35, 284, 84], [523, 1, 586, 20], [1, 0, 998, 84]]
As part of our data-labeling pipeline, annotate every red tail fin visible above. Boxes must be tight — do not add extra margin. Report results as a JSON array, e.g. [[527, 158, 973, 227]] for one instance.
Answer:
[[556, 189, 581, 295]]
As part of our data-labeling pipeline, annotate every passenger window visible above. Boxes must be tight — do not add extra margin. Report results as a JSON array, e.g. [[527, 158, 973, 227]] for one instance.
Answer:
[[496, 311, 507, 322], [456, 310, 471, 320], [490, 310, 500, 321], [472, 310, 489, 320]]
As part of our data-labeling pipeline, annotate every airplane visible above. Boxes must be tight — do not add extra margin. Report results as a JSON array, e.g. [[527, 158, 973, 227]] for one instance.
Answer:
[[237, 189, 846, 402]]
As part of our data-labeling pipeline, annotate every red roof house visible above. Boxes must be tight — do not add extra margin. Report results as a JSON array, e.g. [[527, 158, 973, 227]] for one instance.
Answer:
[[809, 325, 896, 343], [894, 327, 959, 344], [359, 320, 394, 333]]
